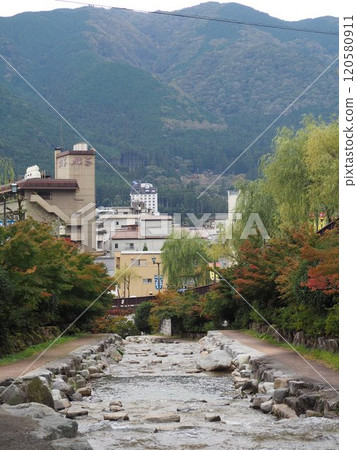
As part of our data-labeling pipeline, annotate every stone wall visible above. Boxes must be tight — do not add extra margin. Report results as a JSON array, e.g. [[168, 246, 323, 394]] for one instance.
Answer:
[[249, 322, 339, 353], [198, 331, 339, 420], [0, 326, 61, 357], [0, 334, 124, 449], [160, 319, 172, 336]]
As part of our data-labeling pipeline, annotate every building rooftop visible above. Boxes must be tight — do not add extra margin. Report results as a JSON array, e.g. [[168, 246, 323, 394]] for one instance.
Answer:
[[130, 181, 157, 195], [0, 178, 79, 194]]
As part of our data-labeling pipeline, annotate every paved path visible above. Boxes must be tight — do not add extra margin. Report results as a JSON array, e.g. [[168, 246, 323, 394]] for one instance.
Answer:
[[0, 334, 108, 381], [222, 330, 339, 390]]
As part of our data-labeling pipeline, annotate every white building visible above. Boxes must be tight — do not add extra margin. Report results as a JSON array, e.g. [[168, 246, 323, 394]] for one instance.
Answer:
[[130, 181, 158, 214], [111, 214, 172, 255]]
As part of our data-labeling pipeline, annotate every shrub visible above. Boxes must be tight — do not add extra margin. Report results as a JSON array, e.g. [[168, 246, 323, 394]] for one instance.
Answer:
[[134, 301, 153, 333], [91, 315, 139, 338]]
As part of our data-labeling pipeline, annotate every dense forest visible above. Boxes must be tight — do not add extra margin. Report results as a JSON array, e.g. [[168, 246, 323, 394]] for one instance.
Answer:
[[0, 3, 338, 213]]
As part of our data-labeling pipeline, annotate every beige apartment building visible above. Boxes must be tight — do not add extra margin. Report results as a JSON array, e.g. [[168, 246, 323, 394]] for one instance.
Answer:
[[0, 143, 96, 251], [115, 251, 166, 297]]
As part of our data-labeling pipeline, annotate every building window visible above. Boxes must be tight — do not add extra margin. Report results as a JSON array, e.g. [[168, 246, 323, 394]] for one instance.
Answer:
[[131, 259, 147, 267], [115, 243, 119, 249], [125, 243, 134, 250], [143, 278, 153, 284], [38, 191, 52, 200]]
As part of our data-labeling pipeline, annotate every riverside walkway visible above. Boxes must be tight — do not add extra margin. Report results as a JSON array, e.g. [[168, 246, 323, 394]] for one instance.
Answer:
[[0, 334, 108, 381]]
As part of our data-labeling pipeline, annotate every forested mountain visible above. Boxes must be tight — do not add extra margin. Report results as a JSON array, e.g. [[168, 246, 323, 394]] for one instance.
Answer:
[[0, 3, 338, 212]]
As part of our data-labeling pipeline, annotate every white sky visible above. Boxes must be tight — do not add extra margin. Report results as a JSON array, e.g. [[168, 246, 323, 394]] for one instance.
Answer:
[[0, 0, 355, 21]]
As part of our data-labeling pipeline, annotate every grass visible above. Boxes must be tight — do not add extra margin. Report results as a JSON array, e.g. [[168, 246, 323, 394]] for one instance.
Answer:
[[242, 329, 339, 371], [0, 335, 84, 366]]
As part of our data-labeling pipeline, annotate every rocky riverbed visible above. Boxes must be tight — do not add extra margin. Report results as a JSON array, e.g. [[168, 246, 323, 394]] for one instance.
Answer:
[[0, 333, 339, 449]]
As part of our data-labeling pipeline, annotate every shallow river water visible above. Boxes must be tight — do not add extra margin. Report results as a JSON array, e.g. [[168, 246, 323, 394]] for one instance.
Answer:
[[77, 338, 338, 449]]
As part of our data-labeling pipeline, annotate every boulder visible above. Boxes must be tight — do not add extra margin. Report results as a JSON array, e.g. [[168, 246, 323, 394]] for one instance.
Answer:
[[66, 409, 89, 419], [25, 377, 54, 409], [296, 391, 321, 412], [241, 379, 258, 394], [2, 402, 78, 439], [258, 382, 274, 394], [233, 376, 248, 389], [109, 404, 124, 412], [75, 375, 87, 389], [144, 413, 181, 423], [76, 387, 92, 397], [260, 399, 274, 414], [109, 400, 123, 407], [103, 412, 129, 421], [196, 350, 232, 372], [240, 369, 252, 378], [272, 404, 298, 419], [272, 388, 289, 404], [250, 395, 272, 409], [22, 369, 53, 386], [205, 414, 221, 422], [288, 380, 306, 396], [306, 409, 323, 418], [273, 377, 294, 389], [88, 366, 100, 374], [78, 370, 90, 380], [51, 391, 71, 411], [69, 393, 83, 402], [0, 384, 27, 405], [52, 379, 74, 396], [284, 397, 303, 416], [45, 361, 71, 377], [233, 354, 250, 367]]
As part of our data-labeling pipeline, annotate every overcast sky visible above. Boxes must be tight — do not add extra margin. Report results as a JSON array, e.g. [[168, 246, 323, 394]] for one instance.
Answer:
[[0, 0, 355, 21]]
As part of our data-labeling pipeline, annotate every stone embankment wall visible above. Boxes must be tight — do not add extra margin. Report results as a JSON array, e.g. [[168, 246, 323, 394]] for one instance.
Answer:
[[0, 334, 123, 449], [249, 322, 339, 353], [198, 331, 339, 420]]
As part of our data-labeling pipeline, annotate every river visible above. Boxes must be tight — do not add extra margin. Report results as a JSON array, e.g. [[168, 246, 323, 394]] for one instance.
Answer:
[[76, 337, 338, 449]]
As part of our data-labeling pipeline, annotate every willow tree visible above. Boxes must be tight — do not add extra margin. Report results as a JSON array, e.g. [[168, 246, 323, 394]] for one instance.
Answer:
[[230, 117, 338, 240], [0, 157, 14, 185], [261, 126, 311, 231], [304, 118, 339, 223], [161, 230, 210, 289]]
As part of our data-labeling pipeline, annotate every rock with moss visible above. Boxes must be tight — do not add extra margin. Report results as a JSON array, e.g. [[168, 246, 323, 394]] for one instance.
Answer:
[[25, 377, 54, 409]]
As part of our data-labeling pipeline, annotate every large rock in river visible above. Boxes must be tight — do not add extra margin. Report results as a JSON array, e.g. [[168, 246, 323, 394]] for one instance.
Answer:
[[196, 350, 232, 372]]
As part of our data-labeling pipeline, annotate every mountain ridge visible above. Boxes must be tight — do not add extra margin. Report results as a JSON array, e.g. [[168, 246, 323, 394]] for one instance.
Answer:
[[0, 2, 338, 212]]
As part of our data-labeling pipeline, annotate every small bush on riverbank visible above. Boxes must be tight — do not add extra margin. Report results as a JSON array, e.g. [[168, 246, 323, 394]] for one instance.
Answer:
[[91, 315, 139, 338], [134, 302, 153, 334]]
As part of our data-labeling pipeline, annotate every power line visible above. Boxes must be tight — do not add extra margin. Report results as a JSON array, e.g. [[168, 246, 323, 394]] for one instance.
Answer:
[[56, 0, 338, 37]]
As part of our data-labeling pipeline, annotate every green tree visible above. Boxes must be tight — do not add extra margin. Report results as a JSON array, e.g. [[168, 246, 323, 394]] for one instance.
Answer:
[[0, 219, 113, 331], [134, 301, 153, 333], [303, 118, 339, 222], [261, 126, 311, 231], [0, 157, 15, 185], [161, 230, 210, 289], [0, 266, 15, 352]]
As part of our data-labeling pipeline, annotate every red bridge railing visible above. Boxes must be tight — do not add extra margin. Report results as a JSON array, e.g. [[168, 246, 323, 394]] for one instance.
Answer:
[[110, 284, 214, 311]]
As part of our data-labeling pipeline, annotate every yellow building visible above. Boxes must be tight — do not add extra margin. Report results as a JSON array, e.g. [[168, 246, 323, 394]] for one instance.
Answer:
[[115, 251, 166, 297]]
